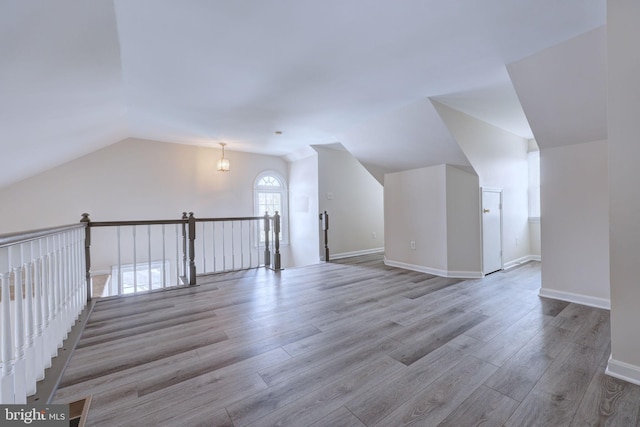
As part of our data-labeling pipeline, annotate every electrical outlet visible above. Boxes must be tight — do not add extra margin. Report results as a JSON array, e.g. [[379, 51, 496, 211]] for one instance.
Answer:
[[372, 232, 376, 239], [410, 241, 416, 250]]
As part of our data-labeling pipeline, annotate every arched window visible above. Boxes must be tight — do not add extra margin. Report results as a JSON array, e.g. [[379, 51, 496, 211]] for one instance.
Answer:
[[254, 171, 288, 244]]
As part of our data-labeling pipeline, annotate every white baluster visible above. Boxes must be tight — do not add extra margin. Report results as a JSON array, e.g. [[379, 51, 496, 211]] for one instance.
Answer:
[[12, 267, 26, 403], [52, 239, 62, 353], [212, 222, 217, 273], [117, 226, 122, 296], [34, 256, 45, 381], [75, 230, 83, 314], [0, 270, 15, 403], [79, 232, 84, 307], [24, 260, 36, 396], [175, 225, 180, 285], [202, 222, 207, 273], [133, 226, 137, 294], [45, 250, 55, 362], [148, 225, 152, 291]]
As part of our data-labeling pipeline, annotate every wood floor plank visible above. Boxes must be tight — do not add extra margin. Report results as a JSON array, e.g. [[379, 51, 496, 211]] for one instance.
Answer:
[[372, 355, 498, 426], [388, 310, 488, 366], [437, 385, 520, 427], [345, 345, 469, 426], [243, 356, 405, 427], [473, 309, 552, 366], [504, 343, 609, 427], [570, 371, 640, 426], [483, 324, 575, 401], [227, 336, 400, 426], [310, 406, 366, 427]]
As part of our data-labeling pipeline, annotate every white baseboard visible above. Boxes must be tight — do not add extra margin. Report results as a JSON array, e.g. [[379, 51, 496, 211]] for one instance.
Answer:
[[504, 255, 541, 270], [538, 287, 610, 310], [384, 258, 483, 279], [606, 356, 640, 386], [330, 247, 384, 260]]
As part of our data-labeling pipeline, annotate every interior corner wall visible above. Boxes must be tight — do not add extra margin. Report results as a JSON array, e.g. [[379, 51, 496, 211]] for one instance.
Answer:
[[445, 165, 482, 275], [384, 165, 448, 273], [384, 164, 482, 277], [288, 153, 320, 267], [607, 0, 640, 385], [433, 101, 532, 266], [314, 145, 384, 258], [539, 140, 610, 308]]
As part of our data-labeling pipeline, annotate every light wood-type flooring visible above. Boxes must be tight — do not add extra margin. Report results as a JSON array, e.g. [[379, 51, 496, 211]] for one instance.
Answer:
[[53, 254, 640, 426]]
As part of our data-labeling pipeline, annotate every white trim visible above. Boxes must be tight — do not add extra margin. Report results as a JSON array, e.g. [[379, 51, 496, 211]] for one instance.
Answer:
[[606, 356, 640, 386], [504, 255, 541, 270], [538, 288, 610, 310], [330, 247, 384, 260], [91, 269, 111, 276], [384, 258, 483, 279], [481, 186, 503, 192]]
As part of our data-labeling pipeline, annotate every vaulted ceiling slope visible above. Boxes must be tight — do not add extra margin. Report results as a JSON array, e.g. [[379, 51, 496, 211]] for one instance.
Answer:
[[0, 0, 605, 188], [508, 26, 607, 149]]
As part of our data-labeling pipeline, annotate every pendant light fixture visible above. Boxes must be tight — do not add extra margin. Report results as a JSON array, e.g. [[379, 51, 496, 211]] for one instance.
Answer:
[[217, 142, 230, 172]]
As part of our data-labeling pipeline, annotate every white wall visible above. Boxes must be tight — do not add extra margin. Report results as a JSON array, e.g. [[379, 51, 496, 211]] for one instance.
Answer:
[[0, 138, 290, 230], [446, 166, 482, 274], [0, 138, 308, 269], [384, 164, 482, 277], [314, 144, 384, 258], [288, 153, 320, 267], [528, 221, 541, 257], [539, 140, 610, 308], [607, 0, 640, 385], [385, 165, 448, 272], [433, 101, 532, 266]]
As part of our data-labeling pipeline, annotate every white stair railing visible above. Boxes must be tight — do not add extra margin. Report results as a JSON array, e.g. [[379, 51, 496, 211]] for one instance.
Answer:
[[0, 224, 87, 404]]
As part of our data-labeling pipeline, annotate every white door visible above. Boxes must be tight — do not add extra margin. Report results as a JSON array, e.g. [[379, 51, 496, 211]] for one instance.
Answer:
[[482, 188, 503, 275]]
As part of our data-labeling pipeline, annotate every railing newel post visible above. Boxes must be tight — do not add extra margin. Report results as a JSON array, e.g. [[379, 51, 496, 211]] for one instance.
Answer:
[[263, 211, 271, 268], [320, 211, 330, 262], [273, 211, 281, 271], [188, 212, 196, 285], [181, 212, 188, 281], [80, 213, 91, 301]]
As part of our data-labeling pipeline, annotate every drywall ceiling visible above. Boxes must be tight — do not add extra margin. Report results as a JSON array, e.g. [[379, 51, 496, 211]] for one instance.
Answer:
[[0, 0, 606, 188], [508, 26, 608, 149]]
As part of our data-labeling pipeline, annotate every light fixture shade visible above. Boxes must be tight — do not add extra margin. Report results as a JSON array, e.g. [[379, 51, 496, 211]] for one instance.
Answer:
[[217, 157, 230, 172], [217, 142, 230, 172]]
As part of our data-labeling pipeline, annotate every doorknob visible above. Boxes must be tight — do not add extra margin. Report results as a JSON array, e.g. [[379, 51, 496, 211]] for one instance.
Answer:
[[483, 209, 490, 213]]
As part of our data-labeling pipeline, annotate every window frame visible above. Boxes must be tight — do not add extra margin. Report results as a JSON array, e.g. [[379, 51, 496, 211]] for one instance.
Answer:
[[253, 170, 289, 245]]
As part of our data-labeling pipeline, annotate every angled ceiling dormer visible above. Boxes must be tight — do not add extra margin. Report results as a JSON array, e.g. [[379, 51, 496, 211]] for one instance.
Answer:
[[507, 26, 608, 149], [336, 99, 473, 183]]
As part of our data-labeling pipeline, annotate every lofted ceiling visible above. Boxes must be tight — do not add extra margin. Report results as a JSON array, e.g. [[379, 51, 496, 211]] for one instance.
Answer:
[[0, 0, 606, 188]]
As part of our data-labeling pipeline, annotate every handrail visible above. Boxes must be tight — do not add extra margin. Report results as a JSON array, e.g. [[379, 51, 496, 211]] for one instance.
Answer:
[[0, 223, 86, 248], [88, 219, 186, 227], [194, 216, 264, 222]]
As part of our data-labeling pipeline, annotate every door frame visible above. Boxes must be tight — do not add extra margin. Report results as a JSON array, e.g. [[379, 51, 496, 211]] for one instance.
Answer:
[[481, 187, 503, 276]]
